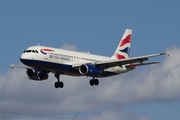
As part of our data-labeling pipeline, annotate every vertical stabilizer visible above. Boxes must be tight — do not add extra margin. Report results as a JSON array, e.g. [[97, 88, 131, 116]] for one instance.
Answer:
[[112, 29, 132, 59]]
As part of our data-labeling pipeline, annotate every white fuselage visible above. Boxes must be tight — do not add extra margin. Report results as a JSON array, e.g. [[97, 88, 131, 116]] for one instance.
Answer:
[[20, 46, 131, 77]]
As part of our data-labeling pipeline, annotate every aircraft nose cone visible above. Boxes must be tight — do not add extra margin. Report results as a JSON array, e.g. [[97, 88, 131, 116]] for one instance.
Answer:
[[20, 53, 29, 64], [20, 53, 26, 60]]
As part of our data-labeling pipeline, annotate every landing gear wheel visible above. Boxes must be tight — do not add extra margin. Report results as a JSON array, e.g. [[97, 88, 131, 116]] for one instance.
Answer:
[[94, 79, 99, 86], [90, 79, 94, 86], [54, 82, 64, 88], [59, 82, 64, 88], [89, 78, 99, 86], [54, 82, 59, 89]]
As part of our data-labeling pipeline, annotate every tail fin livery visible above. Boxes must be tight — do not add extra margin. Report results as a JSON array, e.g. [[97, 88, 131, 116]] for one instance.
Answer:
[[112, 29, 132, 59]]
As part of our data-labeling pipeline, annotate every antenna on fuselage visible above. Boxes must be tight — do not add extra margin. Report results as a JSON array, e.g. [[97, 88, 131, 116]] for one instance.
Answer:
[[38, 44, 40, 46]]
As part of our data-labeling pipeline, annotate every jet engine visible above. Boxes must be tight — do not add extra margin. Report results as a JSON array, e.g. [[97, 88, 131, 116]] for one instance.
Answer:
[[79, 64, 102, 76], [26, 68, 48, 81]]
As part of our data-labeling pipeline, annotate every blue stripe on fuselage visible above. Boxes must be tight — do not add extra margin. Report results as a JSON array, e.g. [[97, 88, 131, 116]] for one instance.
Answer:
[[41, 51, 47, 55]]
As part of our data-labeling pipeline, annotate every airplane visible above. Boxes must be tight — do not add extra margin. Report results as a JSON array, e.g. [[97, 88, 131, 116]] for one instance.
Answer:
[[10, 29, 168, 89]]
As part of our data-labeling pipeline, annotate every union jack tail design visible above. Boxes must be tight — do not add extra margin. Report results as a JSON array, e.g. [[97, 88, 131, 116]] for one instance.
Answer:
[[112, 29, 132, 59]]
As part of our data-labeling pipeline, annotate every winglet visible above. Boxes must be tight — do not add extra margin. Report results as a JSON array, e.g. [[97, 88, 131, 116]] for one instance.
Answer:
[[159, 52, 169, 56]]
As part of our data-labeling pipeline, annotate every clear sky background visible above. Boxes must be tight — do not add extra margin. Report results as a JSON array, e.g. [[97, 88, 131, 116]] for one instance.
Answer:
[[0, 0, 180, 120]]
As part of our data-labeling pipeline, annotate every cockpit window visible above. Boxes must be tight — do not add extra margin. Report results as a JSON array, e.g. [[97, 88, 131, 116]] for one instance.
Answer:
[[23, 50, 39, 53], [26, 50, 31, 53]]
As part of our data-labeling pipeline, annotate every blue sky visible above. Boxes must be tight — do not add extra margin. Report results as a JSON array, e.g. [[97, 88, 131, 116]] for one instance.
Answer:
[[0, 0, 180, 120]]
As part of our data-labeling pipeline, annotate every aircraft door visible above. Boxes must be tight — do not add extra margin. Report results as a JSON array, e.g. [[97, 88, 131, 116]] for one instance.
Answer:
[[44, 52, 48, 60], [73, 55, 79, 63]]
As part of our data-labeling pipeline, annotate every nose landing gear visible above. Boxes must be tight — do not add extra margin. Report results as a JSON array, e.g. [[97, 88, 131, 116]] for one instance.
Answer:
[[54, 73, 64, 88]]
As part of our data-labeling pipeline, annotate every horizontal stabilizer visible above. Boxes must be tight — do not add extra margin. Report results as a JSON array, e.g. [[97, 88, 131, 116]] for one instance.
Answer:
[[10, 64, 31, 69]]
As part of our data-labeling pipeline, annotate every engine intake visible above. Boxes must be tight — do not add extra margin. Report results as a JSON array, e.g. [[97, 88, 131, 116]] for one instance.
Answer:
[[26, 68, 48, 81], [79, 64, 102, 76]]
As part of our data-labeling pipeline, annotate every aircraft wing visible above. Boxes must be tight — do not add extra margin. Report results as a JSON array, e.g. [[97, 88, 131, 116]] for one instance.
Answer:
[[72, 52, 167, 69]]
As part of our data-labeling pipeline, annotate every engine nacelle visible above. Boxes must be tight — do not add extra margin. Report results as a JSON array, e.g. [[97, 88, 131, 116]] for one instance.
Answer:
[[79, 64, 102, 76], [26, 68, 48, 81]]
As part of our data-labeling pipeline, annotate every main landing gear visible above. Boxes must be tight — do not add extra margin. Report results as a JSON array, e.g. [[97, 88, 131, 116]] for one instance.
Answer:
[[54, 74, 99, 88], [90, 77, 99, 86], [54, 73, 64, 89]]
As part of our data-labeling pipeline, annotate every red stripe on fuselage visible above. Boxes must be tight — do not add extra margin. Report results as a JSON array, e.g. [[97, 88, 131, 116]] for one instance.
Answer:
[[41, 49, 54, 52], [119, 34, 131, 47]]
